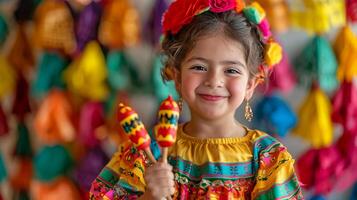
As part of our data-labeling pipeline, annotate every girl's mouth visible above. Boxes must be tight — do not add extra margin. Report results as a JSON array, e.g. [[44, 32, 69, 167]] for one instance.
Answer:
[[198, 94, 226, 101]]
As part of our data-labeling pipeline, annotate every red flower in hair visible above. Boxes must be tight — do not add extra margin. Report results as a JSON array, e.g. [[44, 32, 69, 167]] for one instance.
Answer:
[[162, 0, 209, 35], [209, 0, 237, 13]]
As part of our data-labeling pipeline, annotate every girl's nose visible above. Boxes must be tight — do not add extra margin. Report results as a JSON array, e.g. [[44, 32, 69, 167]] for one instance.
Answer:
[[204, 71, 224, 88]]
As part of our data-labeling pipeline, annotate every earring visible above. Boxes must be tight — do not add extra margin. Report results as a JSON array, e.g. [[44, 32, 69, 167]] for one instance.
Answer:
[[178, 97, 183, 112], [244, 100, 253, 122]]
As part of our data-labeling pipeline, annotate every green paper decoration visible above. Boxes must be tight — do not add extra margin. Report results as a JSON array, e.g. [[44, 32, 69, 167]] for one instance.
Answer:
[[32, 51, 67, 98], [14, 123, 33, 158], [34, 145, 72, 182], [294, 35, 338, 92], [0, 152, 7, 182], [0, 14, 8, 46], [150, 55, 178, 103], [18, 190, 30, 200], [107, 51, 143, 91], [104, 91, 117, 116], [34, 0, 42, 7]]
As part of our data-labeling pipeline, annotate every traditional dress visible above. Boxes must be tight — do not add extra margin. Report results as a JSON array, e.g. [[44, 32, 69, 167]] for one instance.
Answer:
[[90, 125, 303, 199]]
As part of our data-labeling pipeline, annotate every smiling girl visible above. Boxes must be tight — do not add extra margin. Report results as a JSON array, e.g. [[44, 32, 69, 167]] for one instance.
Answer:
[[90, 0, 303, 199]]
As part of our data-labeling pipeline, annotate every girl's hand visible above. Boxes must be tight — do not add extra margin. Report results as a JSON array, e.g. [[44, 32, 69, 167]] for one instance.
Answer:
[[140, 162, 175, 200]]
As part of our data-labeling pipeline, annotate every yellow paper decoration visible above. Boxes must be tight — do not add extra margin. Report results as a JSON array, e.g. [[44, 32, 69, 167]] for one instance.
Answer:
[[98, 0, 140, 49], [64, 41, 109, 101], [293, 86, 333, 148], [289, 0, 345, 34], [0, 55, 16, 99], [34, 0, 76, 55], [333, 25, 357, 82]]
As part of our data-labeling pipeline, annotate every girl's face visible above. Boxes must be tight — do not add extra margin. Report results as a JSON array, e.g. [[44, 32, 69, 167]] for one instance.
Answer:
[[174, 33, 258, 121]]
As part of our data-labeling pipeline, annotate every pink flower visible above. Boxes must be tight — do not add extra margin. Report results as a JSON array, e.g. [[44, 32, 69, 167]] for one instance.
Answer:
[[209, 0, 237, 13]]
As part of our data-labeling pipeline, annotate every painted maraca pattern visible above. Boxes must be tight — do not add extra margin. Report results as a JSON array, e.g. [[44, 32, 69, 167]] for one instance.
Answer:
[[117, 103, 156, 163], [155, 96, 179, 163]]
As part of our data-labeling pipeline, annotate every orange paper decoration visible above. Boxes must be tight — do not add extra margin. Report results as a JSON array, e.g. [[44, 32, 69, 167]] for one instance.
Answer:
[[99, 0, 140, 49], [34, 90, 76, 144], [31, 177, 81, 200], [7, 24, 34, 71], [34, 0, 76, 55], [254, 0, 290, 33]]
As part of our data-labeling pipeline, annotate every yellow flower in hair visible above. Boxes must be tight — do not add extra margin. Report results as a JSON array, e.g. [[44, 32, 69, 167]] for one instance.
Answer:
[[265, 41, 282, 67], [250, 2, 266, 20]]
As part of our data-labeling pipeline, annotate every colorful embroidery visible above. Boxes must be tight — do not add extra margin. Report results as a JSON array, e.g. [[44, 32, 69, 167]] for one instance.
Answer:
[[90, 127, 303, 199]]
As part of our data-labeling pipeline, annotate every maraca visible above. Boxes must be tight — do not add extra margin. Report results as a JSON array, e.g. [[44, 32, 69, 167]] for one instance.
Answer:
[[154, 96, 180, 163], [117, 103, 156, 163]]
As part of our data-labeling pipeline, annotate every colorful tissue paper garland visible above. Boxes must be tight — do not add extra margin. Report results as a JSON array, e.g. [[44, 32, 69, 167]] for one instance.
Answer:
[[99, 0, 140, 49], [34, 90, 76, 144], [294, 35, 338, 93], [31, 52, 68, 98], [253, 93, 297, 138], [79, 101, 105, 148], [346, 0, 357, 23], [289, 0, 345, 34], [332, 81, 357, 133], [145, 0, 168, 46], [64, 41, 109, 101], [255, 0, 290, 33], [293, 85, 333, 148], [34, 0, 76, 55], [7, 24, 35, 71], [297, 146, 344, 195], [75, 1, 102, 52], [0, 14, 8, 46], [333, 26, 357, 82]]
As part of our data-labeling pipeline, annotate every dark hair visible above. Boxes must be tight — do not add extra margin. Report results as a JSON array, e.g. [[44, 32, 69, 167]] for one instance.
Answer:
[[161, 10, 265, 81]]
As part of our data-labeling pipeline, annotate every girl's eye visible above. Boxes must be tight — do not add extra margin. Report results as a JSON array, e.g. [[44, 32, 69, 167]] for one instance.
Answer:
[[190, 65, 207, 71], [225, 68, 241, 75]]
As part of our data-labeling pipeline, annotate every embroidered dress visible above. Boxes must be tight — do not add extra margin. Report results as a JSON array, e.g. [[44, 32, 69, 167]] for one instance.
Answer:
[[90, 125, 303, 199]]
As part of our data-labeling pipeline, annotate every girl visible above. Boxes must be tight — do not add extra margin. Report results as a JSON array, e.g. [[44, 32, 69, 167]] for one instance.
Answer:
[[90, 0, 303, 199]]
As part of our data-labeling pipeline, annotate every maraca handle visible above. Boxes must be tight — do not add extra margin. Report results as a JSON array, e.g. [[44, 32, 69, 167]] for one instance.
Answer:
[[161, 147, 168, 164], [144, 148, 157, 164]]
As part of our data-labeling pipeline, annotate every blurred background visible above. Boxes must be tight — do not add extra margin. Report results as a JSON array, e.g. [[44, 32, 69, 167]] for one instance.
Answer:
[[0, 0, 357, 199]]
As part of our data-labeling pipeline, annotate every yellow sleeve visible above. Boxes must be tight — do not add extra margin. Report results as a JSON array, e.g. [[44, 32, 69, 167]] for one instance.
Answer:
[[114, 142, 148, 194], [90, 141, 149, 199], [251, 144, 303, 199]]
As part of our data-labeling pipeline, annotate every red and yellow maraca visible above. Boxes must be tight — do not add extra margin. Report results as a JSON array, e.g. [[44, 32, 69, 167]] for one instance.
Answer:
[[154, 96, 180, 163], [117, 103, 156, 163]]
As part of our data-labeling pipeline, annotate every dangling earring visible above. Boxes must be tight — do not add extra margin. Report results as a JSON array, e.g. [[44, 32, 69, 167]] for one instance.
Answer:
[[244, 100, 253, 122], [178, 97, 183, 113]]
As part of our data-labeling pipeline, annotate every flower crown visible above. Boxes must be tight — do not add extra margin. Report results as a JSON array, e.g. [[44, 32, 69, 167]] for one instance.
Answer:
[[161, 0, 282, 82]]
